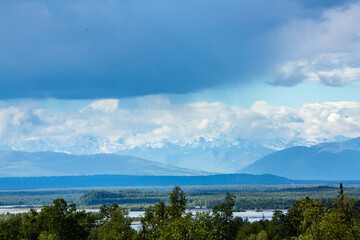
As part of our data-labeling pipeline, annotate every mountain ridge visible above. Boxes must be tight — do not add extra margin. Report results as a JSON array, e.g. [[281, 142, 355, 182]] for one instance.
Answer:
[[4, 136, 350, 173], [241, 137, 360, 180], [0, 173, 302, 190], [0, 150, 208, 177]]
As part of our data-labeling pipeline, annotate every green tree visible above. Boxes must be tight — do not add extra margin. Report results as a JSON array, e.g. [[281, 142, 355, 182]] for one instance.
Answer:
[[140, 200, 169, 239], [168, 186, 187, 219], [256, 230, 268, 240], [0, 214, 23, 240], [139, 186, 220, 240], [212, 193, 241, 240], [21, 208, 41, 240], [38, 232, 58, 240], [89, 207, 136, 240], [152, 213, 215, 240], [301, 187, 360, 240], [266, 210, 288, 240], [38, 198, 95, 240], [236, 221, 264, 240], [213, 193, 235, 223], [140, 187, 187, 239], [99, 203, 119, 221]]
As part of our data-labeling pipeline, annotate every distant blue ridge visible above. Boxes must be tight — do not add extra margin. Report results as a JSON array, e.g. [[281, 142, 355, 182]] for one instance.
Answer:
[[0, 174, 358, 190]]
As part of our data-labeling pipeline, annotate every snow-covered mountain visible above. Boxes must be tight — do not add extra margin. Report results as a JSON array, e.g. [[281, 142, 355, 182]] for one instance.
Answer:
[[117, 138, 274, 173], [1, 135, 350, 173]]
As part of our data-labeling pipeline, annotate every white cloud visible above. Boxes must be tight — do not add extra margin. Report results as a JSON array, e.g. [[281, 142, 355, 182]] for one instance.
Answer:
[[1, 97, 360, 154], [317, 66, 360, 86], [272, 3, 360, 86]]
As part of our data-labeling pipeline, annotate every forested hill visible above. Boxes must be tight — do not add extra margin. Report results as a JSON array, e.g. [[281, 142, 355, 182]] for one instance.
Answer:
[[1, 174, 297, 190]]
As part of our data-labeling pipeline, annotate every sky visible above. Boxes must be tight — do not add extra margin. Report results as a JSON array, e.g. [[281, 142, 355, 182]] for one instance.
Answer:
[[1, 0, 360, 153]]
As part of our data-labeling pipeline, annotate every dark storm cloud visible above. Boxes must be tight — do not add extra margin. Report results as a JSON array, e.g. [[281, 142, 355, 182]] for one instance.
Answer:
[[0, 0, 354, 99]]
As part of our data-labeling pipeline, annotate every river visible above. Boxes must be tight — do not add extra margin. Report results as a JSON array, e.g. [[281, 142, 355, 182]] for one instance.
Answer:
[[0, 206, 286, 222]]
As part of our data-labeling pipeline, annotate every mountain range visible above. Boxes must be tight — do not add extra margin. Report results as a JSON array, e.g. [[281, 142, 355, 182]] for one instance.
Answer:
[[0, 151, 207, 177], [241, 137, 360, 180], [5, 136, 348, 173], [2, 136, 360, 181]]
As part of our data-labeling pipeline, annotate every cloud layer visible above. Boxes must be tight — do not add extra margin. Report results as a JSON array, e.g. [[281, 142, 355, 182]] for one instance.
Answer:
[[272, 2, 360, 86], [1, 96, 360, 153], [1, 0, 359, 99]]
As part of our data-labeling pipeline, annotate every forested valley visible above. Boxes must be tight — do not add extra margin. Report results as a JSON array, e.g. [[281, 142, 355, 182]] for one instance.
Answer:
[[1, 185, 360, 240], [3, 184, 360, 210]]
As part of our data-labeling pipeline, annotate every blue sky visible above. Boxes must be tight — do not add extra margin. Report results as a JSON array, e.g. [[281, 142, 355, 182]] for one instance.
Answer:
[[169, 81, 360, 108], [1, 0, 360, 153], [1, 0, 359, 99]]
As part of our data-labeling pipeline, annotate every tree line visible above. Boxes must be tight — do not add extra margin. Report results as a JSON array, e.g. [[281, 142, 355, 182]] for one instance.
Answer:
[[3, 184, 360, 210], [1, 184, 360, 239]]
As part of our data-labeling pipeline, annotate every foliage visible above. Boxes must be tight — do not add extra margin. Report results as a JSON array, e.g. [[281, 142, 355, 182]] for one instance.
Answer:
[[74, 184, 360, 210], [212, 193, 243, 239], [0, 199, 96, 240], [168, 186, 187, 218], [3, 184, 360, 210], [1, 184, 360, 240], [0, 213, 23, 240], [300, 187, 360, 239], [89, 207, 136, 240]]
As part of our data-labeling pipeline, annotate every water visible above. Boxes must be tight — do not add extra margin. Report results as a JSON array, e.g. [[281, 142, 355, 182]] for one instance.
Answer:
[[129, 209, 288, 230], [0, 206, 286, 222], [0, 206, 42, 215]]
